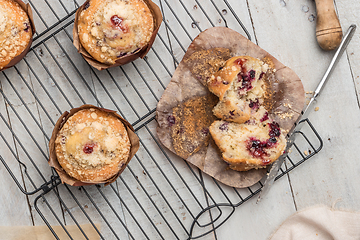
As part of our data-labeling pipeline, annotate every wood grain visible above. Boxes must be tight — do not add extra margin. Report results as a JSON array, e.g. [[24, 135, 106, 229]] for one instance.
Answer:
[[0, 0, 359, 240]]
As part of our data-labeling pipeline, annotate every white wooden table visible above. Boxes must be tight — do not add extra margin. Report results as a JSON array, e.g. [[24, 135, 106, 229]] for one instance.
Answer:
[[0, 0, 359, 239]]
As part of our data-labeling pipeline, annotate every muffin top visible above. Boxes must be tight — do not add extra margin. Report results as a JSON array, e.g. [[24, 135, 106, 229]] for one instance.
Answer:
[[77, 0, 154, 64], [0, 0, 32, 69], [55, 108, 131, 182]]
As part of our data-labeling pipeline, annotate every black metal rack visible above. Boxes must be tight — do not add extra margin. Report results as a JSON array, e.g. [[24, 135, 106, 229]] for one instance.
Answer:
[[0, 0, 322, 239]]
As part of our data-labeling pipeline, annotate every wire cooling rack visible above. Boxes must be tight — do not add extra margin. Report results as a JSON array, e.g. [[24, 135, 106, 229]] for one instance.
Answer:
[[0, 0, 323, 239]]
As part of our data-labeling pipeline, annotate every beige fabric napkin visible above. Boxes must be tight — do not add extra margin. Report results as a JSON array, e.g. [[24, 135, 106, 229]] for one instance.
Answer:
[[269, 206, 360, 240], [0, 224, 100, 240]]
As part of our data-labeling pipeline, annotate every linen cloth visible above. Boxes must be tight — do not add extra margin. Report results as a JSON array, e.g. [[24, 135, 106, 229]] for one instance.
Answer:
[[269, 206, 360, 240]]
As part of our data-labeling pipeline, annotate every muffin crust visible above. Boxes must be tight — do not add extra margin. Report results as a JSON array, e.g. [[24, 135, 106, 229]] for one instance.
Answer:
[[55, 108, 131, 182], [0, 0, 32, 69], [77, 0, 154, 64]]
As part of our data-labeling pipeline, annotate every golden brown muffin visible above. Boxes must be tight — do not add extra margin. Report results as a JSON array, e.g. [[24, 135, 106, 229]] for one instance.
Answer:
[[209, 119, 286, 171], [77, 0, 154, 65], [55, 108, 131, 182], [0, 0, 32, 70], [208, 56, 269, 124]]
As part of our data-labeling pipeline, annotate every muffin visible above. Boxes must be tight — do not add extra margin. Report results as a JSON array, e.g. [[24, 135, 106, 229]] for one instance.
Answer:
[[207, 56, 269, 124], [209, 119, 286, 171], [77, 0, 155, 65], [54, 107, 131, 183], [0, 0, 33, 70]]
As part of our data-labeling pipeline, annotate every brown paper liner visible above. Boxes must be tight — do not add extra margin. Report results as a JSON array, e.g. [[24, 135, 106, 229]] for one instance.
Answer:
[[1, 0, 36, 71], [48, 104, 140, 186], [73, 0, 163, 71], [156, 27, 305, 188]]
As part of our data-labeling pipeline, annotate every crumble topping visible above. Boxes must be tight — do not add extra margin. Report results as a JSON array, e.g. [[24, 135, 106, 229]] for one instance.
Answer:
[[56, 109, 130, 170], [0, 0, 31, 69], [78, 0, 154, 64]]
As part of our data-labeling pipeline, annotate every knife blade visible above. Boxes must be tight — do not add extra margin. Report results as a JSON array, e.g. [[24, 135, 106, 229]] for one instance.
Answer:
[[257, 24, 357, 203]]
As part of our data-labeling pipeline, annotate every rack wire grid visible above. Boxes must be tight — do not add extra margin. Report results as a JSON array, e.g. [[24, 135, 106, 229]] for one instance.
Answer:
[[0, 0, 323, 239]]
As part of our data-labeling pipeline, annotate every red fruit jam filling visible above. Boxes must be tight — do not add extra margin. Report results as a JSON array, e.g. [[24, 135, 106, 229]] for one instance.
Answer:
[[259, 72, 265, 80], [249, 99, 260, 110], [219, 121, 229, 131], [269, 121, 281, 138], [237, 70, 256, 93], [247, 138, 268, 158], [201, 127, 209, 136], [167, 115, 176, 127], [234, 58, 246, 67], [83, 143, 95, 154], [110, 15, 128, 32], [247, 135, 278, 165], [260, 112, 269, 122]]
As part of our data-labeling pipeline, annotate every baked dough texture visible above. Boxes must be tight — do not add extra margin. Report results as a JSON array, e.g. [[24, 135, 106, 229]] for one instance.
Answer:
[[207, 56, 268, 124], [55, 108, 131, 182], [0, 0, 32, 69], [209, 119, 286, 171], [208, 56, 286, 171], [77, 0, 154, 64]]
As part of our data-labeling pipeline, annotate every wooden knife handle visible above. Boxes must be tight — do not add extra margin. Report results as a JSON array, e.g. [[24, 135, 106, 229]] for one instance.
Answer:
[[315, 0, 343, 50]]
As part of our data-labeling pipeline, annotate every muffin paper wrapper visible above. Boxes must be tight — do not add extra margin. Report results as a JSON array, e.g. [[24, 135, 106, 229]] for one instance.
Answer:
[[48, 104, 140, 186], [1, 0, 36, 71], [73, 0, 163, 71], [156, 27, 305, 188]]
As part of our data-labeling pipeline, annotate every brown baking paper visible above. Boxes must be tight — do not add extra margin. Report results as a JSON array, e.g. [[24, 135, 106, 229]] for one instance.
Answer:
[[73, 0, 163, 71], [156, 27, 305, 188], [48, 104, 140, 186], [1, 0, 36, 71], [0, 224, 100, 240]]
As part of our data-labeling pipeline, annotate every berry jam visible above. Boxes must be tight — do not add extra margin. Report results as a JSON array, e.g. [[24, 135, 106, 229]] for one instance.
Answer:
[[259, 72, 265, 80], [167, 115, 176, 127], [269, 121, 281, 138], [201, 127, 209, 136], [249, 99, 259, 110], [219, 122, 229, 131], [234, 58, 246, 67], [83, 143, 95, 154], [249, 70, 255, 80], [237, 73, 252, 91], [24, 23, 30, 32], [260, 112, 269, 122], [237, 69, 256, 92], [247, 137, 277, 161], [247, 138, 268, 158], [110, 15, 128, 32]]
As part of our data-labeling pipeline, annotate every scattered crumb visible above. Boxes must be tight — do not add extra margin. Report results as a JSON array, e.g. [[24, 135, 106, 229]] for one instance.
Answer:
[[304, 150, 308, 156], [314, 107, 319, 111], [306, 91, 314, 94], [329, 116, 331, 118], [328, 138, 331, 141]]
